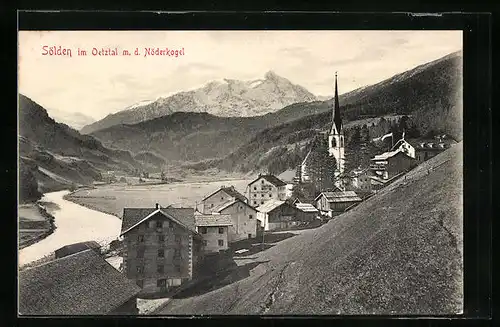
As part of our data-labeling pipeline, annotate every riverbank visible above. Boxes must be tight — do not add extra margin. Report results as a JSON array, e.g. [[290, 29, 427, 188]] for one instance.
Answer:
[[18, 203, 56, 250], [18, 190, 122, 267]]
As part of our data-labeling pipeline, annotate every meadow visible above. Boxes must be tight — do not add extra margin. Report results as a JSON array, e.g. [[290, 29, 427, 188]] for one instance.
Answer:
[[66, 178, 254, 218]]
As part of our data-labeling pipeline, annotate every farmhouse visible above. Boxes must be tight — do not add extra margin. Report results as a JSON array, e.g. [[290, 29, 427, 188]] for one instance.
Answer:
[[315, 191, 362, 216], [370, 149, 417, 180], [54, 241, 101, 259], [406, 137, 456, 163], [18, 249, 141, 315], [212, 198, 258, 242], [194, 214, 232, 253], [256, 200, 302, 231], [200, 186, 248, 214], [120, 204, 204, 295], [348, 168, 372, 193], [294, 202, 319, 222], [248, 174, 287, 207]]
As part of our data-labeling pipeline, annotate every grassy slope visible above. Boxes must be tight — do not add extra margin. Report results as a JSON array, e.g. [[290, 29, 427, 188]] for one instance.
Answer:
[[161, 143, 463, 315]]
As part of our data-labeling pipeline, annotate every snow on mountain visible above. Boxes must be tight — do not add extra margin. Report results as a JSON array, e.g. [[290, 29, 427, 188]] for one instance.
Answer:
[[80, 71, 318, 134]]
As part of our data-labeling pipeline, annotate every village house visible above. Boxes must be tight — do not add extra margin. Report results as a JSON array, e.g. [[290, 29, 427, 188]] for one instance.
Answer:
[[18, 249, 141, 315], [212, 198, 258, 242], [200, 186, 248, 213], [294, 202, 319, 222], [391, 135, 456, 163], [256, 200, 302, 231], [54, 241, 101, 259], [193, 213, 232, 253], [248, 174, 287, 207], [370, 149, 417, 180], [347, 168, 373, 193], [315, 191, 363, 216], [120, 205, 204, 295]]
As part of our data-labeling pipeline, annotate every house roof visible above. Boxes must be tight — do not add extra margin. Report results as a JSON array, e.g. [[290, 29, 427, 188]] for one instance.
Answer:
[[54, 241, 101, 258], [295, 203, 319, 213], [213, 198, 255, 213], [18, 249, 141, 315], [315, 191, 362, 203], [249, 174, 287, 187], [120, 207, 197, 236], [194, 214, 233, 227], [202, 186, 247, 203], [405, 138, 456, 150], [371, 150, 404, 161], [256, 200, 288, 213]]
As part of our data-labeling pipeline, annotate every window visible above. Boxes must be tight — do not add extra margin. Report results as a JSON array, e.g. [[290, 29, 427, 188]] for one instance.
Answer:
[[221, 197, 224, 200], [149, 220, 155, 228], [136, 279, 144, 288], [137, 235, 144, 242], [261, 180, 264, 184], [158, 249, 164, 258], [254, 194, 256, 197], [158, 234, 165, 242], [136, 265, 144, 273], [156, 220, 163, 228], [174, 262, 181, 273], [254, 187, 257, 190], [218, 227, 224, 234], [253, 201, 257, 205], [218, 240, 224, 247], [174, 249, 181, 259], [169, 221, 174, 228], [248, 234, 252, 239], [137, 248, 145, 258], [157, 279, 166, 288], [211, 203, 214, 208], [202, 240, 208, 246], [261, 194, 264, 197], [157, 265, 164, 273], [261, 201, 264, 204], [249, 214, 253, 219], [200, 227, 207, 234], [269, 194, 272, 197], [175, 234, 181, 243]]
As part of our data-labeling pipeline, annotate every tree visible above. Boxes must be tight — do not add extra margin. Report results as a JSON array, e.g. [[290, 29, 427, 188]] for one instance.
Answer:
[[306, 135, 336, 192], [360, 124, 370, 143], [160, 171, 166, 181], [349, 126, 361, 147]]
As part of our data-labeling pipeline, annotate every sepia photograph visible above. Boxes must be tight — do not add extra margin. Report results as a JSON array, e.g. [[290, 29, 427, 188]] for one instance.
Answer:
[[18, 29, 463, 316]]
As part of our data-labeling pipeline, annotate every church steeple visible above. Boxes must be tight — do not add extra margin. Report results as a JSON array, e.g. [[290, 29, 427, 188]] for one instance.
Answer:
[[332, 72, 342, 134], [328, 72, 345, 176]]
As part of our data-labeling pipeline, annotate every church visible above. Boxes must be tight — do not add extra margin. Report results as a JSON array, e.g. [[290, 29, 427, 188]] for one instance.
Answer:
[[299, 73, 346, 184]]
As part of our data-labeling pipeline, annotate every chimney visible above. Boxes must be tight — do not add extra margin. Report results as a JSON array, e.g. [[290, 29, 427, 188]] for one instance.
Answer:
[[155, 203, 159, 209]]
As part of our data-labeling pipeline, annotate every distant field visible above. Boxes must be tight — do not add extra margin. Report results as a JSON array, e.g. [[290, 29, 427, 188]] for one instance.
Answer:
[[67, 179, 254, 218]]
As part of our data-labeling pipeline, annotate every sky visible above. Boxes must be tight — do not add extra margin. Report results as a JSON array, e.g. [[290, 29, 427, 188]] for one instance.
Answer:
[[18, 30, 462, 121]]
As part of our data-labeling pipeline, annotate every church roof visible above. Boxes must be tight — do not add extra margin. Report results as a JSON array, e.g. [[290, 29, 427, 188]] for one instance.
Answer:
[[331, 73, 343, 135]]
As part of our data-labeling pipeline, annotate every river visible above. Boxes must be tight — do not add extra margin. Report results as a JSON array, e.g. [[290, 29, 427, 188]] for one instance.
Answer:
[[18, 190, 122, 267]]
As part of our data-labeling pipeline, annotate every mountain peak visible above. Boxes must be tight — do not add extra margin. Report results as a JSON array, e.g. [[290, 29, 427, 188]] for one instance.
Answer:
[[264, 70, 281, 80]]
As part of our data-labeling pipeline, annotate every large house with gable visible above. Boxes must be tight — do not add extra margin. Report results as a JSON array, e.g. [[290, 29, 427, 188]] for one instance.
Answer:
[[120, 204, 204, 295], [199, 186, 257, 242], [200, 186, 248, 213], [247, 174, 287, 207]]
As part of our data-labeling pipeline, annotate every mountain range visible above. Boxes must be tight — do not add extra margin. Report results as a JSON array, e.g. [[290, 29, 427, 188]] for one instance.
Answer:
[[80, 71, 318, 134], [88, 51, 462, 174]]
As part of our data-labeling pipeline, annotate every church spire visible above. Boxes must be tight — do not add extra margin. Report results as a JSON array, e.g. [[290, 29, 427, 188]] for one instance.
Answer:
[[332, 72, 342, 134]]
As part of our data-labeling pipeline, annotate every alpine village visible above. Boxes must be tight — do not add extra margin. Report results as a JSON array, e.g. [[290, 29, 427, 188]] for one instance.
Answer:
[[18, 51, 463, 315]]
